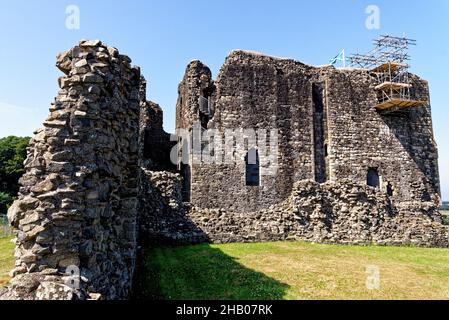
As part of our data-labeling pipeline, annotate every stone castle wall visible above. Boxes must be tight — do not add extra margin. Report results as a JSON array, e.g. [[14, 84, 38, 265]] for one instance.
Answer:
[[140, 175, 449, 247], [2, 40, 142, 300], [139, 82, 175, 172], [176, 50, 441, 212], [325, 71, 440, 205], [176, 53, 317, 211], [1, 43, 446, 301]]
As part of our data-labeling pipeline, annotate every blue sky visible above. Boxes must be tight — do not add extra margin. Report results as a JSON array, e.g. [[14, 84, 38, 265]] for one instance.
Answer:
[[0, 0, 448, 199]]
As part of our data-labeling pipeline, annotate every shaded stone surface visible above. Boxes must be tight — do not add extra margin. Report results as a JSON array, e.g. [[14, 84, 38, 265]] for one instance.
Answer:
[[2, 40, 142, 300]]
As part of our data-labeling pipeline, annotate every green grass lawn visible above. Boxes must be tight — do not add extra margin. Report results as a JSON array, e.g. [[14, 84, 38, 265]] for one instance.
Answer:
[[135, 241, 449, 300], [0, 236, 14, 288], [0, 216, 14, 288]]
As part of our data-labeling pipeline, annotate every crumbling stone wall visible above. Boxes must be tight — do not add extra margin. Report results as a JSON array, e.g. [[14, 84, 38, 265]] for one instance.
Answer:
[[141, 177, 449, 247], [1, 44, 446, 300], [139, 79, 175, 171], [2, 40, 142, 300], [176, 53, 317, 211], [175, 60, 214, 130], [176, 51, 441, 212], [138, 169, 207, 245], [324, 70, 440, 205]]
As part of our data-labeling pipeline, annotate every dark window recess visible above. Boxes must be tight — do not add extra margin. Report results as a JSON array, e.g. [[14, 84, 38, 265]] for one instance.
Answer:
[[203, 87, 214, 99], [386, 182, 394, 196], [367, 168, 380, 188], [312, 83, 327, 183], [199, 96, 209, 114], [199, 95, 212, 129], [181, 163, 191, 202], [199, 112, 209, 129], [421, 189, 431, 202], [313, 83, 324, 113], [245, 148, 260, 186]]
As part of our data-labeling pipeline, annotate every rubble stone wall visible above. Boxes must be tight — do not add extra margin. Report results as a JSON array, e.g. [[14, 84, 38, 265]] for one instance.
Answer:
[[139, 87, 176, 172], [3, 40, 142, 300], [140, 174, 449, 247], [176, 51, 441, 212], [1, 44, 446, 301], [325, 71, 440, 205]]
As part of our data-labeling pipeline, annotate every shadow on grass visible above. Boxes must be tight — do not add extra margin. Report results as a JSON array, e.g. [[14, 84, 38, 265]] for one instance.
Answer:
[[132, 244, 289, 300]]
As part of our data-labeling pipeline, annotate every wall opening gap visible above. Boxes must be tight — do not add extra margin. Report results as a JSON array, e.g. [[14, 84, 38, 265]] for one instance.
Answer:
[[367, 168, 380, 188], [245, 148, 260, 187]]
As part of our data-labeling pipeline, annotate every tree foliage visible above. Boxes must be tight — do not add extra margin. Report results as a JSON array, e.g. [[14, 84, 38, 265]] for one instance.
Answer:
[[0, 136, 30, 213], [0, 192, 13, 215]]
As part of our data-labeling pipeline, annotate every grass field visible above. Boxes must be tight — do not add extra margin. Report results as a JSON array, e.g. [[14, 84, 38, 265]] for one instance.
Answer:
[[0, 236, 14, 288], [136, 241, 449, 300], [0, 216, 14, 287]]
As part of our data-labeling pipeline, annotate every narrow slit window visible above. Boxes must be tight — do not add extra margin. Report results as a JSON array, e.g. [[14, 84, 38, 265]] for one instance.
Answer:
[[386, 182, 394, 196], [245, 148, 260, 186]]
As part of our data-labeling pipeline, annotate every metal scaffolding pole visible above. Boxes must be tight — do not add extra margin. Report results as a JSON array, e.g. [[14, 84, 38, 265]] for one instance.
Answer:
[[347, 35, 426, 111]]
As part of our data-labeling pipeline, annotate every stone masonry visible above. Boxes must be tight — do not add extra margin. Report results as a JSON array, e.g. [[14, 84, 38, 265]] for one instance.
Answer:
[[2, 40, 142, 300], [176, 50, 440, 212], [1, 43, 447, 300], [141, 178, 449, 247]]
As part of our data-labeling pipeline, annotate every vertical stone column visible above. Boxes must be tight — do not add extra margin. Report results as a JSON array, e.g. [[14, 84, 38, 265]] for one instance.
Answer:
[[3, 40, 142, 300]]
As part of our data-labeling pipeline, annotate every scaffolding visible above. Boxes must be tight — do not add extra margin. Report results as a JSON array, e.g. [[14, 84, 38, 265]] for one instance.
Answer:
[[348, 35, 428, 112]]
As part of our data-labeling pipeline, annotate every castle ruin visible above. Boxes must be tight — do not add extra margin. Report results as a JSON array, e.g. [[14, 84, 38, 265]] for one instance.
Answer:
[[1, 38, 447, 300]]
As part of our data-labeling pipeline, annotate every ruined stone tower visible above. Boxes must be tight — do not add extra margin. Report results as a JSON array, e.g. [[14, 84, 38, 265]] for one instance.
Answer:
[[176, 50, 440, 212], [1, 40, 447, 300]]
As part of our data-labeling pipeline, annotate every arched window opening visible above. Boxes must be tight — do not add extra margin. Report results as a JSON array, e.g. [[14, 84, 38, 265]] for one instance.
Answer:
[[245, 148, 260, 187], [367, 168, 380, 188]]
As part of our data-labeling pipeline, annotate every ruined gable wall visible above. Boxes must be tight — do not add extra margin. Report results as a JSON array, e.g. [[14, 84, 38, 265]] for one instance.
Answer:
[[176, 60, 213, 130], [3, 40, 142, 300], [178, 51, 318, 211]]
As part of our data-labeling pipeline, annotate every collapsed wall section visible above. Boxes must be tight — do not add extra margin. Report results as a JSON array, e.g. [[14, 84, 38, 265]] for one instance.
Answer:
[[2, 40, 142, 300], [142, 178, 449, 247], [139, 97, 176, 171], [138, 169, 208, 245]]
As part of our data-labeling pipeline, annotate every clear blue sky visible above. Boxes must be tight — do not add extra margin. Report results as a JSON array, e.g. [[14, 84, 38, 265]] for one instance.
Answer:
[[0, 0, 448, 200]]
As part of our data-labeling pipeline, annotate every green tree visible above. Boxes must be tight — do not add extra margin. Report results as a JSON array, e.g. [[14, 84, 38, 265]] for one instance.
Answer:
[[0, 192, 13, 215], [0, 136, 30, 214]]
